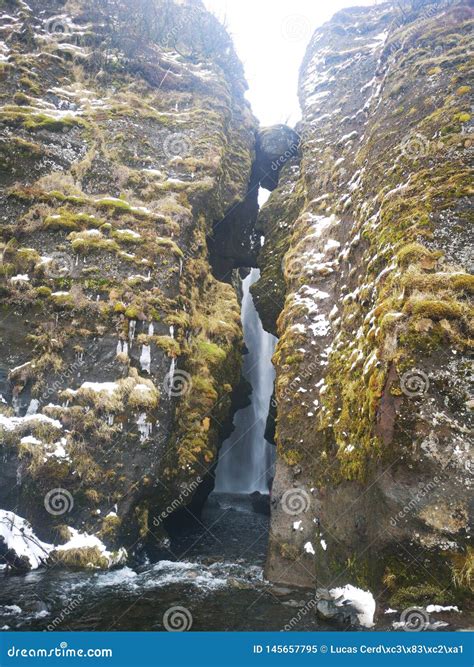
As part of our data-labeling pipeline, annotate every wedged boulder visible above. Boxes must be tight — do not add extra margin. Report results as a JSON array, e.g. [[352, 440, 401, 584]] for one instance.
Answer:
[[255, 125, 300, 190], [250, 491, 270, 516]]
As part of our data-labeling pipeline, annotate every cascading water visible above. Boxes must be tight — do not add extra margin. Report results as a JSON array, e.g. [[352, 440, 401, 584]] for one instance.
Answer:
[[214, 268, 277, 494]]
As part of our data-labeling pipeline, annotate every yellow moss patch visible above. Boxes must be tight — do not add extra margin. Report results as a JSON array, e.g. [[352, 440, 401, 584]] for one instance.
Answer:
[[404, 298, 465, 320]]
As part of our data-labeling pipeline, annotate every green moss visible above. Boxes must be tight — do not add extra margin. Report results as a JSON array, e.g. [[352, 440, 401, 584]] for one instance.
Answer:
[[50, 292, 75, 308], [154, 237, 183, 257], [196, 340, 226, 364], [124, 306, 140, 319], [390, 584, 453, 609], [128, 382, 159, 409], [44, 210, 99, 231], [0, 107, 87, 132], [453, 111, 471, 123], [16, 247, 40, 267], [399, 323, 446, 353], [404, 298, 464, 320], [99, 515, 122, 542], [281, 449, 302, 466], [95, 198, 133, 212], [69, 231, 120, 255], [13, 92, 31, 106], [51, 547, 110, 570], [12, 136, 42, 155], [396, 242, 442, 267], [451, 273, 474, 294], [190, 375, 218, 402], [154, 335, 181, 357], [111, 229, 143, 244], [19, 76, 41, 94], [451, 547, 473, 590]]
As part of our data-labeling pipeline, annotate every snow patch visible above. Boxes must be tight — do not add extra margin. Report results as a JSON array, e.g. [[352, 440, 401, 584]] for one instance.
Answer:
[[328, 584, 375, 628], [0, 511, 53, 569]]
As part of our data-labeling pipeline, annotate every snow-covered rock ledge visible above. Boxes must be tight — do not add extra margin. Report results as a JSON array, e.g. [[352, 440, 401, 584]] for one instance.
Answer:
[[0, 511, 52, 571], [0, 511, 126, 572]]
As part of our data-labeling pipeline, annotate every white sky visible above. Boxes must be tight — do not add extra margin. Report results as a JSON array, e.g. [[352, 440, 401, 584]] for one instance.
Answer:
[[203, 0, 377, 126]]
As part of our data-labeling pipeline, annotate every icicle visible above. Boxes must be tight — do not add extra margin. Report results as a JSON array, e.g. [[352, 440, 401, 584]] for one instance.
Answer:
[[140, 345, 151, 374], [116, 340, 129, 357], [128, 320, 136, 344], [137, 413, 152, 442], [12, 395, 21, 416], [167, 358, 176, 397], [26, 399, 39, 416]]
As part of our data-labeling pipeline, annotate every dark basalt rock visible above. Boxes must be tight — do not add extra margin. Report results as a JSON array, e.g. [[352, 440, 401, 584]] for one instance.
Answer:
[[250, 491, 270, 516], [255, 124, 301, 191], [0, 0, 258, 567], [261, 1, 473, 607]]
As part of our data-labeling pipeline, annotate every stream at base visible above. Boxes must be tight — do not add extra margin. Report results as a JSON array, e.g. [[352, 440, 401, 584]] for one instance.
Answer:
[[0, 494, 328, 632], [1, 493, 469, 632]]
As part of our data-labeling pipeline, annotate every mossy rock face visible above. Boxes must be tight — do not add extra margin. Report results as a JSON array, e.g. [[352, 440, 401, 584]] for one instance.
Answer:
[[0, 0, 257, 561], [262, 1, 473, 604]]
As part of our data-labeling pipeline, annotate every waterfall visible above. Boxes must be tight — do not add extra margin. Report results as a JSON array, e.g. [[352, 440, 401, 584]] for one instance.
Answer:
[[214, 269, 277, 494]]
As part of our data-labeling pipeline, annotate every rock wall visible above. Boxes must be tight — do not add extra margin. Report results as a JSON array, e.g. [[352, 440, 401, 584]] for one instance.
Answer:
[[257, 0, 473, 608], [0, 0, 258, 563]]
